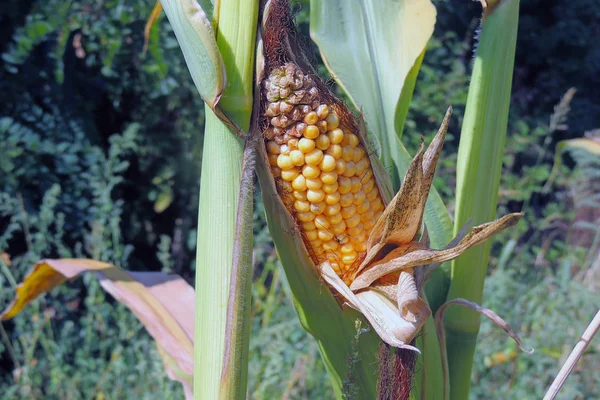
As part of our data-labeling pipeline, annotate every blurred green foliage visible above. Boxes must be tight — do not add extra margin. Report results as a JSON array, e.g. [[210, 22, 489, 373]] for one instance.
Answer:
[[0, 0, 599, 398]]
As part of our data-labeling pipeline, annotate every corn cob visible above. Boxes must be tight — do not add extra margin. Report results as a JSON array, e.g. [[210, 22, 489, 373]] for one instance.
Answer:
[[263, 63, 384, 281]]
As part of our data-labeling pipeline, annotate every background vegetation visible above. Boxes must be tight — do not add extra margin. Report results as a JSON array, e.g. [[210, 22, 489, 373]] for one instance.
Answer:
[[1, 0, 598, 398]]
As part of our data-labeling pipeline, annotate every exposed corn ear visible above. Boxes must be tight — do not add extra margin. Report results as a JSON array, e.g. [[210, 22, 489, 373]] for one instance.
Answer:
[[263, 63, 386, 282]]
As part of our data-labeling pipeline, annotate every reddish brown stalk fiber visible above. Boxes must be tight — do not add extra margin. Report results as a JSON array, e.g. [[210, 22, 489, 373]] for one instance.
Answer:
[[377, 342, 415, 400]]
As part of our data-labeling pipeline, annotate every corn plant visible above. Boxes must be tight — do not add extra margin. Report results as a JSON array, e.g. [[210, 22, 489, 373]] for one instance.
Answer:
[[9, 0, 593, 399]]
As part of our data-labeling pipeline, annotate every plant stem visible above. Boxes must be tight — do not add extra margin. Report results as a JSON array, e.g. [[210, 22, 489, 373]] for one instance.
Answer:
[[193, 0, 258, 398], [194, 111, 244, 400]]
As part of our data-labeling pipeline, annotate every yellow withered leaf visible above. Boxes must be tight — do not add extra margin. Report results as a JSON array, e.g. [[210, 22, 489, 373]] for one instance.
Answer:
[[1, 259, 194, 399]]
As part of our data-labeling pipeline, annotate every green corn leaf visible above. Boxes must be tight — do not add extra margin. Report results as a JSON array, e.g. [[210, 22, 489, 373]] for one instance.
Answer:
[[160, 0, 225, 109], [444, 1, 520, 399]]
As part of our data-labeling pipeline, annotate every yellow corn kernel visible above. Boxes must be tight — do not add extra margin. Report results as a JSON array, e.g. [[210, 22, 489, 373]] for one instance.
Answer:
[[351, 177, 362, 193], [356, 198, 370, 214], [335, 159, 346, 175], [341, 205, 357, 219], [328, 128, 344, 144], [342, 146, 354, 162], [318, 229, 335, 242], [325, 203, 341, 216], [367, 187, 379, 201], [304, 149, 324, 166], [317, 120, 328, 133], [306, 177, 323, 190], [363, 178, 375, 193], [353, 190, 366, 205], [371, 197, 383, 212], [297, 212, 315, 222], [360, 210, 375, 223], [338, 177, 351, 194], [331, 221, 346, 234], [345, 214, 361, 228], [355, 158, 368, 176], [355, 242, 367, 253], [311, 239, 323, 250], [340, 243, 354, 254], [302, 221, 316, 231], [322, 182, 339, 194], [298, 138, 316, 153], [360, 170, 373, 184], [293, 190, 307, 201], [316, 134, 330, 150], [320, 155, 336, 172], [316, 104, 329, 119], [325, 192, 341, 205], [363, 219, 376, 231], [302, 164, 320, 179], [326, 144, 343, 159], [304, 125, 320, 139], [292, 174, 307, 191], [340, 192, 354, 207], [343, 161, 356, 177], [342, 252, 358, 264], [326, 112, 340, 130], [320, 171, 338, 185], [347, 223, 363, 236], [294, 199, 310, 213], [314, 215, 330, 229], [290, 150, 304, 166], [281, 168, 300, 182], [323, 240, 339, 252], [307, 189, 325, 203], [277, 154, 294, 170], [352, 147, 364, 163], [329, 213, 343, 225], [304, 230, 318, 241], [304, 111, 319, 125], [310, 201, 326, 214]]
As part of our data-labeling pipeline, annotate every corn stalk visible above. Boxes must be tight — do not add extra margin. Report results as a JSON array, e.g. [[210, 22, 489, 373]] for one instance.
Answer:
[[160, 0, 258, 398]]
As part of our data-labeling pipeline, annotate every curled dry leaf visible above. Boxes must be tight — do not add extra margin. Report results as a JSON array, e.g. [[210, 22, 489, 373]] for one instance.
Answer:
[[0, 259, 194, 399], [317, 107, 522, 350]]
